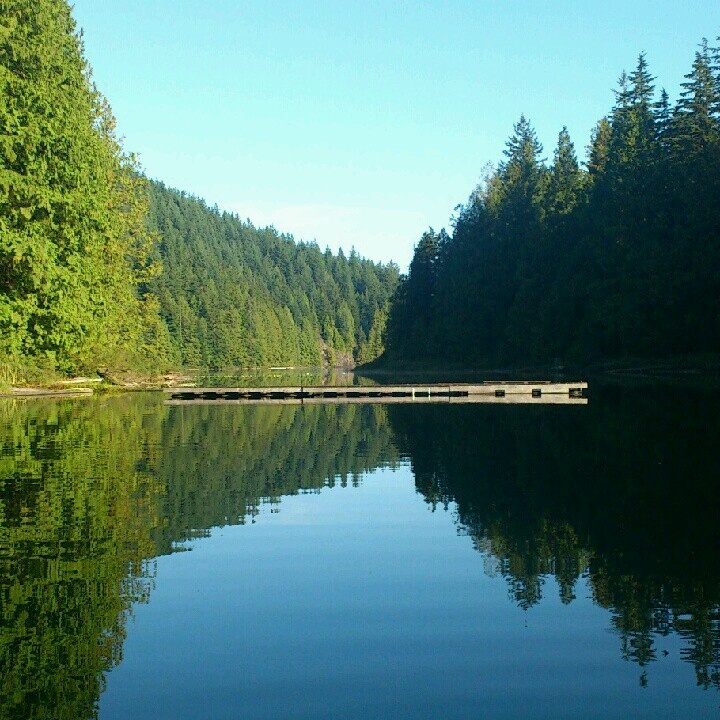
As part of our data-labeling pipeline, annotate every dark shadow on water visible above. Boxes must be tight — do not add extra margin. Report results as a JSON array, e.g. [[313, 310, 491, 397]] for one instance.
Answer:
[[387, 380, 720, 688]]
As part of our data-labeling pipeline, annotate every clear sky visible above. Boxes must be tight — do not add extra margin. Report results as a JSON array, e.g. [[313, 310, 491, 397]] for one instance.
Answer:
[[71, 1, 719, 270]]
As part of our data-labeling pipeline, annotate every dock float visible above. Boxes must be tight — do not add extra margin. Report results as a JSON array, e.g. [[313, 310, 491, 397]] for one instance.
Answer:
[[165, 382, 588, 405]]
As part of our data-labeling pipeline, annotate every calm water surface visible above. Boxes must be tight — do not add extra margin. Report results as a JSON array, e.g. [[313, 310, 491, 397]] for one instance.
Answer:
[[0, 381, 718, 719]]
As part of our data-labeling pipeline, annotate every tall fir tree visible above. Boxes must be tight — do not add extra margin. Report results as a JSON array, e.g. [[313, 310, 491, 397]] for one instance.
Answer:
[[0, 0, 170, 373], [496, 115, 546, 233], [546, 127, 583, 218], [672, 40, 719, 159]]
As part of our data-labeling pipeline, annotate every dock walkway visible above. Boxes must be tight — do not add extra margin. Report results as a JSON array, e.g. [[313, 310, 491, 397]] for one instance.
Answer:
[[165, 382, 588, 405]]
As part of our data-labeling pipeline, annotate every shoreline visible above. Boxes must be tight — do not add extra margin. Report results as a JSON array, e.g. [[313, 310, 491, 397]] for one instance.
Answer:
[[0, 371, 195, 399], [357, 352, 720, 379], [3, 353, 719, 399]]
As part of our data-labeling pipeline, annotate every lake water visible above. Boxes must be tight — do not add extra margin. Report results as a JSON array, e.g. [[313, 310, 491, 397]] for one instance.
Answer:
[[1, 380, 718, 719]]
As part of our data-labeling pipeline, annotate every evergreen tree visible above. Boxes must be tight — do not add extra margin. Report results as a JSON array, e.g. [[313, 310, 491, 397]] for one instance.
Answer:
[[607, 56, 657, 197], [546, 127, 583, 218], [672, 40, 719, 159], [0, 0, 169, 374], [587, 117, 613, 178], [496, 115, 546, 232], [406, 229, 440, 314], [654, 88, 672, 148]]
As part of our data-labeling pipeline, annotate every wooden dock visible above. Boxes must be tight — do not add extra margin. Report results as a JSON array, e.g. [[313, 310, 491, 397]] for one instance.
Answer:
[[164, 382, 588, 405]]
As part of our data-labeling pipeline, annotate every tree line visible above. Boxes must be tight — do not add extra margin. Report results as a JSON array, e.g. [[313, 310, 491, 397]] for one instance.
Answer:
[[0, 0, 398, 382], [383, 41, 720, 368]]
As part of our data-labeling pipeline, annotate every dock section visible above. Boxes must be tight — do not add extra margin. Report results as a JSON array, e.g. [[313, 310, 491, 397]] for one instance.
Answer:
[[165, 382, 588, 405]]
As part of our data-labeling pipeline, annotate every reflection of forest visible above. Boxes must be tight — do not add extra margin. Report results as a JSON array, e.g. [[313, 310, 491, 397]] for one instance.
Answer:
[[1, 388, 718, 718], [0, 397, 399, 719], [387, 385, 720, 689], [0, 395, 165, 720], [154, 402, 400, 552]]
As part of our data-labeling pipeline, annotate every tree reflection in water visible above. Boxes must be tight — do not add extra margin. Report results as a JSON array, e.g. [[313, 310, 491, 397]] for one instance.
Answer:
[[0, 384, 718, 719], [0, 398, 399, 719], [388, 383, 720, 689]]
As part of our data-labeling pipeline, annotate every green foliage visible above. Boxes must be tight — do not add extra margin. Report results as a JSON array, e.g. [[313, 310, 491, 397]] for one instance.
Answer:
[[496, 114, 547, 231], [0, 0, 397, 378], [0, 395, 166, 719], [147, 182, 399, 368], [546, 127, 583, 219], [0, 0, 172, 376], [385, 39, 720, 367]]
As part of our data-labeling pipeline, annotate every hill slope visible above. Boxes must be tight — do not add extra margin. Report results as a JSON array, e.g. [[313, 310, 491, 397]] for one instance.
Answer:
[[148, 182, 399, 368]]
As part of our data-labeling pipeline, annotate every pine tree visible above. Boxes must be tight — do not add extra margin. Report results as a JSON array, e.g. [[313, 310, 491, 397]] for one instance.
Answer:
[[546, 127, 583, 218], [497, 115, 546, 231], [608, 56, 657, 188], [587, 117, 612, 178], [407, 230, 440, 304], [654, 89, 672, 148], [672, 40, 719, 158]]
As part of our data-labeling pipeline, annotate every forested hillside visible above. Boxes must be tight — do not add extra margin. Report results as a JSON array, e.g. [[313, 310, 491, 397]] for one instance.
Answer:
[[383, 41, 720, 368], [0, 0, 398, 381], [148, 182, 399, 368]]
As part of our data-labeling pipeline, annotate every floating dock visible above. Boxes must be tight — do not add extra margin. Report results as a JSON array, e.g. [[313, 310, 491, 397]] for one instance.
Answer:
[[165, 382, 588, 405]]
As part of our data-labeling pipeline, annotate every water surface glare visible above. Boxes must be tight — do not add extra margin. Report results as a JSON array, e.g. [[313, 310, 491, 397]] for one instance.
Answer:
[[0, 386, 718, 719]]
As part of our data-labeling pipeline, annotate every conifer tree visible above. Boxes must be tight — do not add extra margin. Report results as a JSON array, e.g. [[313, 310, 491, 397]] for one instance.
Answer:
[[587, 118, 613, 178], [654, 89, 672, 147], [672, 40, 719, 158], [0, 0, 169, 373], [608, 56, 657, 190], [546, 127, 582, 218], [496, 115, 546, 232]]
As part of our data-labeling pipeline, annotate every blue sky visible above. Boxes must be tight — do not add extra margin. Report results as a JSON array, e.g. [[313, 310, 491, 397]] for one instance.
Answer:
[[71, 1, 719, 269]]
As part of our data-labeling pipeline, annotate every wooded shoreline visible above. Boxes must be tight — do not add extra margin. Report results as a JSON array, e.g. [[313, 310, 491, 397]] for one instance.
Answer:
[[2, 352, 718, 399]]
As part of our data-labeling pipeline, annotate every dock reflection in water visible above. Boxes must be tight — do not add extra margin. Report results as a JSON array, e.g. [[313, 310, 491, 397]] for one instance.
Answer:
[[0, 383, 718, 719]]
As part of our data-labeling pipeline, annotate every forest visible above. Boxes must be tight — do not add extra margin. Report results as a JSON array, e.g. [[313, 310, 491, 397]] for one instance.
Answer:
[[147, 182, 398, 369], [3, 0, 719, 379], [382, 42, 720, 368], [0, 0, 398, 382]]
